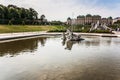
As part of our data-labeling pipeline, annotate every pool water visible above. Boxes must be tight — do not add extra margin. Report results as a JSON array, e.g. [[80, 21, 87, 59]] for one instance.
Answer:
[[0, 36, 120, 80]]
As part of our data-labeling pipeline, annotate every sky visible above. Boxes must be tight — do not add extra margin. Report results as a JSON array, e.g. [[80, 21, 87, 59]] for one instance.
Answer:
[[0, 0, 120, 21]]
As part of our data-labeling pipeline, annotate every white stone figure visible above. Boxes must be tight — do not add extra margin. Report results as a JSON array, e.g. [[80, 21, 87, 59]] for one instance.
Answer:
[[89, 21, 100, 32], [89, 20, 113, 32], [94, 21, 99, 30], [89, 23, 95, 32], [63, 29, 82, 41]]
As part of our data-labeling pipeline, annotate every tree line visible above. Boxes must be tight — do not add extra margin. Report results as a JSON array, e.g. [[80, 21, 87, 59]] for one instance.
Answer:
[[0, 4, 47, 25]]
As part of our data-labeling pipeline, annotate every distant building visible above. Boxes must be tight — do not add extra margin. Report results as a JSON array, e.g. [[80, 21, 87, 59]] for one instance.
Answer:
[[92, 15, 101, 23], [85, 14, 93, 24], [67, 14, 113, 25], [76, 15, 85, 25], [113, 17, 120, 23]]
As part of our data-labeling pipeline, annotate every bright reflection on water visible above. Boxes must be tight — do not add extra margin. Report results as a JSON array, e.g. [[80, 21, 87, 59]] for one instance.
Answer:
[[0, 36, 120, 80]]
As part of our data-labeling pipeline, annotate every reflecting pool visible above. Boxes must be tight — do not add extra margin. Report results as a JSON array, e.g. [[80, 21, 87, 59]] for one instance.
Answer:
[[0, 36, 120, 80]]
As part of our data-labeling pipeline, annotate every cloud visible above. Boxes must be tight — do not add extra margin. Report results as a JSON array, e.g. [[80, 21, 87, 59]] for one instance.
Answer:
[[0, 0, 120, 21]]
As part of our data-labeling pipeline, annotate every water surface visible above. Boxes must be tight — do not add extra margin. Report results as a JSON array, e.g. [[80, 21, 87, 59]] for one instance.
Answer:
[[0, 36, 120, 80]]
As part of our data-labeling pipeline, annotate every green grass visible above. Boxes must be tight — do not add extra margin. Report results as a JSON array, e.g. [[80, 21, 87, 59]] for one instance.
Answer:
[[48, 25, 67, 32], [90, 30, 111, 33], [0, 25, 64, 33], [0, 25, 111, 33]]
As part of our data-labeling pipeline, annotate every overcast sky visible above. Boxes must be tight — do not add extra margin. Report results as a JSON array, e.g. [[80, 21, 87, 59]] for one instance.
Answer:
[[0, 0, 120, 21]]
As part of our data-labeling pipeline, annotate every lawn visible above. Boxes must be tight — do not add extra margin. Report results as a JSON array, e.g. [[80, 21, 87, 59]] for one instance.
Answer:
[[0, 25, 111, 33], [0, 25, 65, 33]]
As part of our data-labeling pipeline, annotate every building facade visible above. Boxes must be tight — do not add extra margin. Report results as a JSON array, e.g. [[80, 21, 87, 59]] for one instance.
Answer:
[[113, 17, 120, 23], [67, 14, 113, 25]]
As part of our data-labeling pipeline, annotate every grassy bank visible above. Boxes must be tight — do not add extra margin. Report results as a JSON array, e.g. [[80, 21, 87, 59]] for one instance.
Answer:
[[0, 25, 65, 33], [48, 25, 111, 33], [0, 25, 111, 33]]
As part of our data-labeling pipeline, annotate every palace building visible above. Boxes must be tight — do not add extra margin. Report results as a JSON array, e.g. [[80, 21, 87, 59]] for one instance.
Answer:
[[67, 14, 113, 25]]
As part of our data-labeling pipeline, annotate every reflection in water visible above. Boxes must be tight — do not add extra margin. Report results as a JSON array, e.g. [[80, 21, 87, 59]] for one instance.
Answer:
[[63, 40, 82, 50], [62, 37, 113, 50], [79, 37, 113, 47], [62, 39, 66, 46], [0, 36, 120, 80], [65, 40, 74, 50], [0, 37, 47, 57]]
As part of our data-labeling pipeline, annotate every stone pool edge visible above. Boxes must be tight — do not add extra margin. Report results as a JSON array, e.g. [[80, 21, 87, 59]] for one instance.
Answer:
[[0, 32, 119, 42]]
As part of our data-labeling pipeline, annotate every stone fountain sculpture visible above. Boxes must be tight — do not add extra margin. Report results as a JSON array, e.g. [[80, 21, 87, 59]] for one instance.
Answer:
[[89, 21, 113, 32], [62, 29, 84, 41], [63, 17, 84, 41]]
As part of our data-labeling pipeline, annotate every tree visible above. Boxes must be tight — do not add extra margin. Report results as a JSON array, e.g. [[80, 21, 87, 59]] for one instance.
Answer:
[[3, 6, 9, 19], [0, 4, 40, 25], [0, 4, 5, 19], [40, 15, 45, 20], [28, 8, 38, 20], [50, 21, 63, 25], [20, 8, 27, 19], [40, 14, 46, 25], [8, 7, 20, 20]]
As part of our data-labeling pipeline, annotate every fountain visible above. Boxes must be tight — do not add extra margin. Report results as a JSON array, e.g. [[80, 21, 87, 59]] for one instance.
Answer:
[[89, 21, 113, 32], [62, 29, 84, 41], [63, 15, 85, 41]]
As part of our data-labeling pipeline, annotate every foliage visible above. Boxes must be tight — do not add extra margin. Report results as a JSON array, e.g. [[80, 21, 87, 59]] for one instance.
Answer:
[[90, 30, 110, 33], [39, 14, 47, 25], [50, 21, 64, 25], [0, 4, 38, 25], [109, 24, 120, 30]]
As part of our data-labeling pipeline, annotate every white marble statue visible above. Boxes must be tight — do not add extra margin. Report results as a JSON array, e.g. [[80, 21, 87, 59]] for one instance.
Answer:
[[62, 29, 81, 41]]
